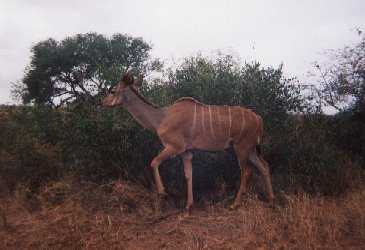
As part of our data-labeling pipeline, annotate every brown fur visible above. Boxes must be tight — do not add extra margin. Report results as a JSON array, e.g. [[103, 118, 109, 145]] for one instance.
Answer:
[[129, 86, 159, 108], [102, 72, 274, 210]]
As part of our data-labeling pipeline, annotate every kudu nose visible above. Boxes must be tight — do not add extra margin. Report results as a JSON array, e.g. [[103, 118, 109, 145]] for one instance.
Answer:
[[96, 99, 104, 110]]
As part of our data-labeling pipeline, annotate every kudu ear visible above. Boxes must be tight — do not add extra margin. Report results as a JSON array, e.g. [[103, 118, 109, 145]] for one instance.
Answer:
[[121, 71, 134, 85], [133, 75, 144, 89]]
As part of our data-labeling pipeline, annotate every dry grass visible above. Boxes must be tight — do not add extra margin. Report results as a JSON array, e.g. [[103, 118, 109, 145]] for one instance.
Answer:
[[0, 179, 364, 250]]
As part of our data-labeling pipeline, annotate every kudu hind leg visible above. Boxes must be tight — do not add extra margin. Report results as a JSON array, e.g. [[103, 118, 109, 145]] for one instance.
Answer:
[[249, 151, 275, 204], [231, 145, 252, 209], [182, 152, 193, 210]]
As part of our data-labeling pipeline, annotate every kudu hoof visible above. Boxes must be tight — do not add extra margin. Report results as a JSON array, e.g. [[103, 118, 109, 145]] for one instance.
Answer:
[[182, 205, 193, 216], [229, 204, 240, 210], [157, 192, 168, 199], [266, 199, 275, 209]]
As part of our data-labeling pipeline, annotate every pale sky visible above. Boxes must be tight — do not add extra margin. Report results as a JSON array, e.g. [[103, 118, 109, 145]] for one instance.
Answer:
[[0, 0, 364, 104]]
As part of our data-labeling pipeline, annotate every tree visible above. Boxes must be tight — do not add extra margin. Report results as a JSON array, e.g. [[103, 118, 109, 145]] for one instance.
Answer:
[[313, 29, 365, 161], [315, 29, 365, 113], [18, 33, 162, 106]]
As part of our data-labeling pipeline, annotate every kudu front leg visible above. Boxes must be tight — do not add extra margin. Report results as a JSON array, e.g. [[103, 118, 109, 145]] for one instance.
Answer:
[[150, 147, 177, 196], [182, 152, 193, 211]]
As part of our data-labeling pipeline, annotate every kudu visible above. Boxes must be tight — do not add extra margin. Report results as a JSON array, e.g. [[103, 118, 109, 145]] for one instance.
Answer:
[[102, 72, 274, 210]]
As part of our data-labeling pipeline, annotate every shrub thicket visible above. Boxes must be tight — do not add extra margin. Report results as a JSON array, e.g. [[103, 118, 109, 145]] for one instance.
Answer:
[[0, 54, 363, 198]]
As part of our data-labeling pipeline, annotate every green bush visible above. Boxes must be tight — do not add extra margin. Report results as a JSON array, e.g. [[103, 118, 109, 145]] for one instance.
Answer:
[[1, 54, 363, 197], [0, 106, 63, 192], [268, 115, 361, 195]]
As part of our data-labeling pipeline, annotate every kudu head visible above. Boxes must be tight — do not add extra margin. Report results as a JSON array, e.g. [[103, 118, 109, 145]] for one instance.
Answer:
[[102, 71, 142, 107]]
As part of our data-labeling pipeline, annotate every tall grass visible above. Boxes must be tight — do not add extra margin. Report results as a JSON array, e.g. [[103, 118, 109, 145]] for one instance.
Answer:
[[1, 179, 364, 249]]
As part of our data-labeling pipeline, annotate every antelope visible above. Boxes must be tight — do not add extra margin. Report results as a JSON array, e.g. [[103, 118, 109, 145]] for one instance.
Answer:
[[102, 72, 274, 210]]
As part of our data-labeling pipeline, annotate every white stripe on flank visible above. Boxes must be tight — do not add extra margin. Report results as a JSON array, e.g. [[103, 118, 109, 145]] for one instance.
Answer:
[[201, 106, 205, 135], [238, 109, 245, 139], [217, 107, 221, 134], [228, 106, 232, 138], [208, 106, 215, 138], [192, 103, 197, 135]]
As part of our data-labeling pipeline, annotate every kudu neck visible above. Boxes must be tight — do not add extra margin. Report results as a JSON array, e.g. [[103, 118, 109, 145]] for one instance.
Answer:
[[122, 87, 165, 131]]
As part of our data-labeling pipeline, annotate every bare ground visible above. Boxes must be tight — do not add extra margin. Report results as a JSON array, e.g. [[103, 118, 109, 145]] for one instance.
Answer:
[[1, 179, 364, 250]]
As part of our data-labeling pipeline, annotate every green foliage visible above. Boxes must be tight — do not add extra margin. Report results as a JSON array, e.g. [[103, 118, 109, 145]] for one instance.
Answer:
[[19, 33, 160, 106], [164, 55, 305, 134], [2, 53, 364, 197], [269, 115, 360, 195], [58, 105, 160, 182], [314, 29, 365, 112], [0, 106, 63, 192], [313, 30, 365, 170], [330, 111, 365, 163]]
